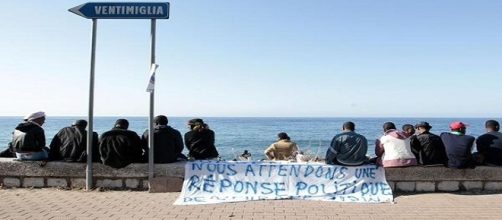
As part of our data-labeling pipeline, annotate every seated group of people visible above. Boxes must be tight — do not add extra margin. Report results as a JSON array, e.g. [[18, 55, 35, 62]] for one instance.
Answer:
[[324, 120, 502, 169], [2, 111, 501, 170], [0, 111, 219, 168]]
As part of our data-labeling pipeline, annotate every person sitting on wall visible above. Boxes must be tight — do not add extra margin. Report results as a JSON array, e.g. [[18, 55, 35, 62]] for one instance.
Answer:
[[402, 124, 415, 137], [184, 118, 219, 160], [99, 119, 144, 168], [375, 122, 417, 168], [48, 119, 100, 162], [326, 121, 368, 166], [264, 132, 299, 161], [440, 121, 475, 169], [11, 111, 49, 161], [475, 120, 502, 166], [142, 115, 187, 163], [410, 121, 448, 166]]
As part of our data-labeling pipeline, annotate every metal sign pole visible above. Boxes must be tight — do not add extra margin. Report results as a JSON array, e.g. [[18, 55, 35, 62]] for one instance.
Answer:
[[70, 2, 169, 192], [86, 18, 97, 191], [148, 19, 156, 190]]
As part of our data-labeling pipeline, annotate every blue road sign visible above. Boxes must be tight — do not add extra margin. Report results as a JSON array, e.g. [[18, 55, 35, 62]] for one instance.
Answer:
[[69, 2, 169, 19]]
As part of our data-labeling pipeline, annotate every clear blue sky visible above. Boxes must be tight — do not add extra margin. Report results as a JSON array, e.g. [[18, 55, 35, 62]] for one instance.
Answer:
[[0, 0, 501, 117]]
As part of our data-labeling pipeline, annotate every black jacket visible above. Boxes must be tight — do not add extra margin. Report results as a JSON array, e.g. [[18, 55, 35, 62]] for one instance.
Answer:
[[11, 121, 45, 152], [410, 132, 448, 165], [184, 129, 219, 160], [142, 125, 185, 163], [476, 131, 502, 165], [48, 126, 100, 162], [99, 128, 143, 168]]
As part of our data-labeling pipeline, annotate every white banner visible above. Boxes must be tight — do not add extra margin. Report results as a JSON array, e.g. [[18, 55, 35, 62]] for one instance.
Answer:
[[174, 161, 394, 205]]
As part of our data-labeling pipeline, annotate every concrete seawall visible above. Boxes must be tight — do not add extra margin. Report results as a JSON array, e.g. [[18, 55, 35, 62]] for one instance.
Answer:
[[1, 158, 502, 193]]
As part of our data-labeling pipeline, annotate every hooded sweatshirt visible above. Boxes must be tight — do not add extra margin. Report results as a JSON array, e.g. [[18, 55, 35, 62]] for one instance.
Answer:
[[11, 121, 46, 152], [375, 129, 417, 168]]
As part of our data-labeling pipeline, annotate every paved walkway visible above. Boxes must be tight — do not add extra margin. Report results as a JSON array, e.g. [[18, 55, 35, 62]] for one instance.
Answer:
[[0, 189, 501, 220]]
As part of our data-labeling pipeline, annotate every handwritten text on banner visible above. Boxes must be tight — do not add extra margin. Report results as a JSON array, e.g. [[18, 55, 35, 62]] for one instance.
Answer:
[[174, 161, 393, 205]]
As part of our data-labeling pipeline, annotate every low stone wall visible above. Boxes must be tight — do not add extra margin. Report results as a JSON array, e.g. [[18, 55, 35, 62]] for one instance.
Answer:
[[385, 166, 502, 192], [0, 158, 184, 191], [1, 158, 502, 193]]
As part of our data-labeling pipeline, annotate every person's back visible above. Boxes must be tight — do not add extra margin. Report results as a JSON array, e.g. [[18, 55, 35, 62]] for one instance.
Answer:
[[476, 120, 502, 165], [410, 122, 447, 166], [326, 122, 368, 166], [375, 122, 416, 168], [440, 121, 475, 169], [143, 126, 184, 163], [265, 132, 298, 160], [99, 119, 143, 168], [11, 111, 48, 160], [184, 118, 219, 160], [49, 120, 100, 162], [12, 121, 45, 153], [266, 140, 298, 160], [412, 132, 447, 165], [142, 115, 185, 163]]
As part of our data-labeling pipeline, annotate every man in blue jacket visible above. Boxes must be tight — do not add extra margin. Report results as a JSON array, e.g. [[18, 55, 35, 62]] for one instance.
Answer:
[[326, 121, 368, 166]]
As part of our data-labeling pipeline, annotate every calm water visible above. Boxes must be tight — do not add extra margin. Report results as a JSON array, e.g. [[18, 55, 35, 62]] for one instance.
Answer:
[[0, 117, 499, 160]]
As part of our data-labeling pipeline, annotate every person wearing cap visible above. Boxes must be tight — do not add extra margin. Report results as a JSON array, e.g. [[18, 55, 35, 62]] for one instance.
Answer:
[[326, 121, 368, 166], [410, 121, 448, 166], [99, 119, 144, 168], [48, 120, 99, 162], [475, 120, 502, 166], [265, 132, 299, 160], [440, 121, 475, 169], [142, 115, 186, 163], [184, 118, 219, 160], [375, 122, 417, 168], [10, 111, 48, 160]]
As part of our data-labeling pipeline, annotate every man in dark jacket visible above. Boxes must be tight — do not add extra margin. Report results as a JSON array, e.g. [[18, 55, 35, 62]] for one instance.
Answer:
[[440, 121, 475, 169], [476, 120, 502, 165], [99, 119, 143, 168], [11, 111, 48, 160], [142, 115, 186, 163], [326, 121, 368, 166], [49, 119, 100, 162], [184, 118, 219, 160], [410, 121, 448, 166]]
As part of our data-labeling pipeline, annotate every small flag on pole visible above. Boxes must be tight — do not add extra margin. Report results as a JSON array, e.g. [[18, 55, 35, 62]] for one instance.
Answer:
[[146, 63, 159, 93]]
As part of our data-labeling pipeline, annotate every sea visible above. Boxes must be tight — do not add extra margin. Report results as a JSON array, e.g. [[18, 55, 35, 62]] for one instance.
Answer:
[[0, 117, 499, 160]]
